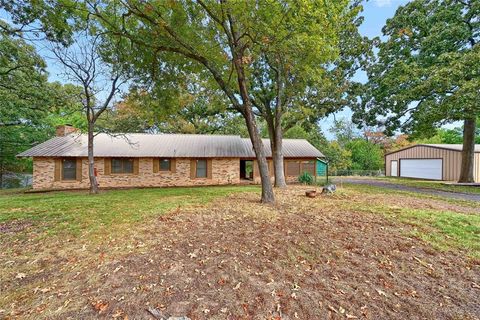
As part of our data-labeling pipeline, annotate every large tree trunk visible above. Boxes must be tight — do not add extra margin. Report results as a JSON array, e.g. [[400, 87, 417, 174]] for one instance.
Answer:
[[243, 107, 275, 203], [233, 56, 274, 203], [272, 105, 287, 188], [458, 118, 477, 183], [266, 117, 287, 188], [87, 122, 99, 194], [272, 126, 287, 188]]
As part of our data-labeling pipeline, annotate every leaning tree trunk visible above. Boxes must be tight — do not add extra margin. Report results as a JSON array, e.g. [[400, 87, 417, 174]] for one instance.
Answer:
[[458, 117, 477, 183], [87, 122, 99, 194], [244, 107, 275, 203]]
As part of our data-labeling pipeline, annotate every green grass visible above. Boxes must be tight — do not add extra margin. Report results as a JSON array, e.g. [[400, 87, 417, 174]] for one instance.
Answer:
[[344, 182, 479, 208], [377, 177, 480, 194], [0, 185, 259, 238], [387, 206, 478, 258], [339, 186, 480, 259]]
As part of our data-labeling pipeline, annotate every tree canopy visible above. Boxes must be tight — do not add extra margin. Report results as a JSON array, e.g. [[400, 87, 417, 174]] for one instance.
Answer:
[[354, 0, 479, 182], [0, 30, 83, 182]]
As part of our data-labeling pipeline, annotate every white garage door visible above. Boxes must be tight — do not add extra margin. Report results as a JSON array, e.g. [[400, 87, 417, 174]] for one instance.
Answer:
[[400, 159, 442, 180]]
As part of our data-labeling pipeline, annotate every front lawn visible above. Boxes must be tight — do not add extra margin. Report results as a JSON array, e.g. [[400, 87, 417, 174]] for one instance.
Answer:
[[0, 185, 258, 238], [1, 185, 479, 319]]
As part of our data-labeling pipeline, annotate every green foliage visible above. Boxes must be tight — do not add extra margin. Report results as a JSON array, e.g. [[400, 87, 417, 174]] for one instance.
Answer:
[[298, 172, 314, 185], [283, 126, 310, 140], [0, 34, 49, 126], [417, 126, 480, 145], [96, 0, 365, 140], [329, 118, 362, 147], [323, 141, 353, 172], [284, 125, 352, 172], [0, 32, 84, 175], [103, 86, 249, 136], [345, 139, 384, 170], [0, 0, 86, 45], [355, 0, 480, 137]]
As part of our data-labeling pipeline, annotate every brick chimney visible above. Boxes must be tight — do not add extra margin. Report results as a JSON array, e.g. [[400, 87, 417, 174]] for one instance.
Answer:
[[56, 124, 78, 137]]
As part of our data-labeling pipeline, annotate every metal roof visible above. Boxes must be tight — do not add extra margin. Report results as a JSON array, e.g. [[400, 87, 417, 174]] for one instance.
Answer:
[[385, 144, 480, 155], [420, 144, 480, 152], [17, 133, 324, 158]]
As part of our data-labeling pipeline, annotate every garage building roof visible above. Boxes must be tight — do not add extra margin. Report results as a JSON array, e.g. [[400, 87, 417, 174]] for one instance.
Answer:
[[386, 144, 480, 155]]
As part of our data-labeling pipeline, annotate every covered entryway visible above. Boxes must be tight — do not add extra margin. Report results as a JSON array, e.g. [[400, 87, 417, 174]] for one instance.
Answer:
[[400, 159, 442, 180], [240, 160, 253, 180]]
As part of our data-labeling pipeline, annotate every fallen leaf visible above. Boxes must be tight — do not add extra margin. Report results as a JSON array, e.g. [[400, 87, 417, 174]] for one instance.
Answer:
[[376, 289, 387, 297], [92, 300, 109, 314], [15, 273, 26, 279], [328, 305, 338, 313]]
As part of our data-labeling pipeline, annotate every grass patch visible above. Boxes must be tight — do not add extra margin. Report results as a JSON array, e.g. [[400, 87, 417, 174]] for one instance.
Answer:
[[339, 187, 480, 258], [0, 185, 259, 238], [377, 177, 480, 194], [343, 182, 479, 208], [392, 207, 479, 258]]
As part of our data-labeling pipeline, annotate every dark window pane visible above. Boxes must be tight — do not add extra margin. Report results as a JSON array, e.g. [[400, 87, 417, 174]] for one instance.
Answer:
[[111, 158, 134, 174], [123, 159, 134, 173], [286, 161, 300, 176], [112, 159, 123, 173], [63, 159, 76, 180], [196, 159, 207, 178], [160, 159, 171, 171]]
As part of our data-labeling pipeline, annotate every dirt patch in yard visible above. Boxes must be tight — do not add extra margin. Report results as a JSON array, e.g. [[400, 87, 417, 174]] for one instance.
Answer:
[[0, 219, 33, 234], [1, 186, 479, 319]]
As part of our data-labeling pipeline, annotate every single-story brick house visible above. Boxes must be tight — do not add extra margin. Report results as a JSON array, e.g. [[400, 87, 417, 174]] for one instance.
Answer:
[[18, 126, 324, 190]]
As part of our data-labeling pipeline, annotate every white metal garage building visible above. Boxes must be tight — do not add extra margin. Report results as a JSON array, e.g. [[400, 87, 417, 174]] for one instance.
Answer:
[[385, 144, 480, 182]]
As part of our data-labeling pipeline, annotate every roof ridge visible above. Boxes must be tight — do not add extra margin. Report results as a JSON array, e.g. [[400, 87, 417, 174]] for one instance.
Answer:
[[18, 133, 325, 158], [72, 132, 242, 137]]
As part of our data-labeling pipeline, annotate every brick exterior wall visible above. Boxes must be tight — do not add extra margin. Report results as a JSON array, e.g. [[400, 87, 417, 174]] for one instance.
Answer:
[[32, 157, 240, 190]]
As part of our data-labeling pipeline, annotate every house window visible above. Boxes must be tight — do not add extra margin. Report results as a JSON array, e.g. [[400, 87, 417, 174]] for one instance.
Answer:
[[111, 158, 134, 174], [62, 159, 77, 180], [301, 161, 315, 176], [159, 158, 171, 171], [286, 161, 300, 176], [196, 159, 207, 178]]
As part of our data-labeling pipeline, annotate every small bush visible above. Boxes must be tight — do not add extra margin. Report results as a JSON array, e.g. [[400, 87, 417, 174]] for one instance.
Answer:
[[298, 172, 313, 185]]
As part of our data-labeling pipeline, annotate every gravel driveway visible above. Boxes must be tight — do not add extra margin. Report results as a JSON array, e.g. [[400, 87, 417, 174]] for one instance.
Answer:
[[338, 177, 480, 202]]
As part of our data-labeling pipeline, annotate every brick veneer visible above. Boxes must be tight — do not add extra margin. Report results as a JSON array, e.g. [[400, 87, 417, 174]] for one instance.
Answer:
[[32, 157, 240, 190]]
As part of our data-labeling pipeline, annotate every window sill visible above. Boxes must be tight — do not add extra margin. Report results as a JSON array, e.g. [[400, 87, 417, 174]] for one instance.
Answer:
[[109, 173, 136, 176]]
